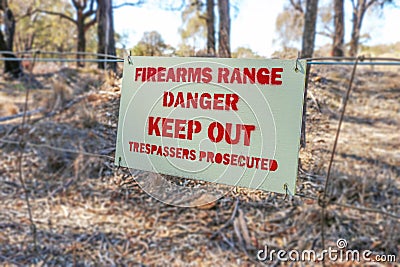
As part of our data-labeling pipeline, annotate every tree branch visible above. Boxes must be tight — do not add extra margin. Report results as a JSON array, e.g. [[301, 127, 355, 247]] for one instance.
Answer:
[[350, 0, 357, 9], [83, 9, 96, 19], [160, 0, 186, 11], [72, 0, 81, 9], [290, 0, 304, 13], [89, 0, 96, 12], [113, 0, 145, 9], [84, 17, 97, 31], [316, 31, 333, 38], [366, 0, 378, 9], [36, 9, 77, 24], [199, 14, 208, 20]]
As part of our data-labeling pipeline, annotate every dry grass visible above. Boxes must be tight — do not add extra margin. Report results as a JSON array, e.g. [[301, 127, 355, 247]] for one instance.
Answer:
[[0, 63, 399, 266]]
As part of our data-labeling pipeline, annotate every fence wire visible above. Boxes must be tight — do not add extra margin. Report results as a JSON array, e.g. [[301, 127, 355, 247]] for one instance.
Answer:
[[1, 50, 400, 65]]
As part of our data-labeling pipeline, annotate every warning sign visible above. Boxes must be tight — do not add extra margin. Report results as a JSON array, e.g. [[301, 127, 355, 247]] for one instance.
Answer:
[[115, 56, 306, 194]]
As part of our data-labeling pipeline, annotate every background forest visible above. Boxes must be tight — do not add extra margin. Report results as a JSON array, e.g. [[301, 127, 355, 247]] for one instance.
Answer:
[[0, 0, 399, 76]]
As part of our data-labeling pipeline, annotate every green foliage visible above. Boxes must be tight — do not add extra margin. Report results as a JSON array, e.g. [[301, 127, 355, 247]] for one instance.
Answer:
[[86, 24, 98, 53], [317, 2, 333, 37], [174, 43, 196, 57], [360, 41, 400, 57], [179, 0, 207, 52], [132, 31, 168, 56], [271, 46, 299, 59], [11, 0, 76, 51], [275, 4, 304, 48]]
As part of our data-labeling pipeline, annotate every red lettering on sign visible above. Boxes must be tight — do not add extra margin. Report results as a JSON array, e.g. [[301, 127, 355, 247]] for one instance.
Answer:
[[213, 94, 225, 110], [148, 116, 161, 136], [157, 67, 166, 82], [166, 68, 176, 82], [175, 119, 187, 139], [208, 122, 256, 146], [177, 68, 187, 82], [201, 67, 212, 83], [217, 67, 284, 85], [218, 68, 229, 83], [161, 118, 174, 138], [163, 91, 239, 111], [257, 68, 270, 85], [188, 68, 201, 82], [230, 68, 242, 84], [135, 66, 284, 84], [147, 67, 157, 81], [147, 116, 201, 140], [243, 68, 255, 83], [271, 68, 283, 85], [198, 150, 279, 171], [208, 122, 224, 143], [242, 124, 256, 146]]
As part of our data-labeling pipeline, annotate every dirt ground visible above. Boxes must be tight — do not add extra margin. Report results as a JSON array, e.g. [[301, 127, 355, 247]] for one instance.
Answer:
[[0, 62, 399, 266]]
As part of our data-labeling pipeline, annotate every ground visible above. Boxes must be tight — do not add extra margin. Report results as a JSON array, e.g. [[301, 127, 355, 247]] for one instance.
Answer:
[[0, 61, 399, 266]]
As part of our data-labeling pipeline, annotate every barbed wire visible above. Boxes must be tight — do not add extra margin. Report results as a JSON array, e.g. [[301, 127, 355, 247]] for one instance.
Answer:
[[0, 57, 124, 63], [0, 138, 114, 160], [0, 50, 124, 59], [0, 51, 399, 65]]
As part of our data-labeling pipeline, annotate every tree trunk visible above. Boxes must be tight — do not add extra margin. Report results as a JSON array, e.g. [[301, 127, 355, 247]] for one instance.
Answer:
[[107, 4, 116, 72], [332, 0, 344, 56], [217, 0, 230, 58], [97, 0, 109, 69], [301, 0, 319, 58], [97, 0, 116, 71], [77, 11, 86, 67], [300, 0, 318, 148], [206, 0, 215, 56], [349, 0, 368, 57], [4, 8, 14, 51], [0, 30, 21, 77], [0, 3, 22, 77]]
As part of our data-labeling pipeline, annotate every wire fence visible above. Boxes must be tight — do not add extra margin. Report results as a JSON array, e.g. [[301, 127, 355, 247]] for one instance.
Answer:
[[0, 52, 399, 264], [1, 50, 400, 65]]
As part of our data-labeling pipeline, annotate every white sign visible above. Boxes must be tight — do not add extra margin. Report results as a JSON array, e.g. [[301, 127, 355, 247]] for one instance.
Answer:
[[115, 56, 306, 194]]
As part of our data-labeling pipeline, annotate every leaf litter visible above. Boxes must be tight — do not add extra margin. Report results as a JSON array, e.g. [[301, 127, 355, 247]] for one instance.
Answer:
[[0, 64, 399, 266]]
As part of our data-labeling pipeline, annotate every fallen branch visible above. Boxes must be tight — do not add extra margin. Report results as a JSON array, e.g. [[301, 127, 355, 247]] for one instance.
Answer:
[[31, 94, 87, 124], [211, 198, 239, 239]]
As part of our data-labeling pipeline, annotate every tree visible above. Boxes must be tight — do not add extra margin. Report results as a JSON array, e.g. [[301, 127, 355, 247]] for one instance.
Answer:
[[179, 0, 216, 56], [175, 43, 196, 57], [97, 0, 116, 71], [218, 0, 230, 57], [232, 47, 262, 59], [301, 0, 319, 58], [206, 0, 215, 55], [38, 0, 97, 66], [12, 0, 76, 53], [300, 0, 318, 148], [275, 0, 332, 54], [0, 0, 22, 77], [348, 0, 394, 57], [275, 2, 304, 48], [332, 0, 344, 56], [133, 31, 167, 56], [179, 0, 207, 53]]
